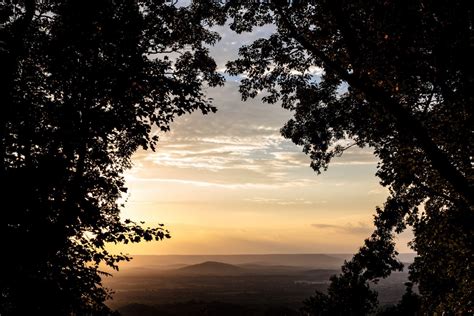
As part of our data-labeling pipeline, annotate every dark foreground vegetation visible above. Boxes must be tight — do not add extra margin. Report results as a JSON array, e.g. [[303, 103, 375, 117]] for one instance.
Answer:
[[1, 0, 472, 315], [225, 1, 473, 314], [119, 302, 300, 316]]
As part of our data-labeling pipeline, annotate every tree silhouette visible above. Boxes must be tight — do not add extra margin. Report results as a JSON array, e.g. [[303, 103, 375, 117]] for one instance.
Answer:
[[225, 0, 473, 313], [0, 0, 224, 314], [376, 282, 421, 316], [302, 259, 378, 316], [301, 229, 402, 315]]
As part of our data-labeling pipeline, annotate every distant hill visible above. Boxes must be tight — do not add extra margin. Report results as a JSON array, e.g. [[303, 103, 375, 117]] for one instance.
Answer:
[[397, 253, 416, 264], [119, 254, 350, 270], [174, 261, 246, 276], [113, 253, 416, 273]]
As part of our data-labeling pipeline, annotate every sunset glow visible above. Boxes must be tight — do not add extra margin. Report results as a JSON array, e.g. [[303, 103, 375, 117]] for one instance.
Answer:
[[103, 24, 419, 256]]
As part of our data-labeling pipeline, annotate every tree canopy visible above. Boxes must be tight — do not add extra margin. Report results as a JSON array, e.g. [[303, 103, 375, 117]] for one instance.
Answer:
[[0, 0, 224, 314], [225, 0, 473, 314]]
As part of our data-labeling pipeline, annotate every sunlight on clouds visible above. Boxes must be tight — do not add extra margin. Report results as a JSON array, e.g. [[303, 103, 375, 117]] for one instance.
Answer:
[[311, 222, 374, 235], [244, 197, 317, 205], [124, 175, 320, 190], [111, 26, 404, 256]]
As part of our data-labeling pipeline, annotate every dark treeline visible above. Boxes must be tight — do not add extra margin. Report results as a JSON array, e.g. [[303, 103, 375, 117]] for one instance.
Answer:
[[226, 1, 473, 314], [0, 0, 224, 314], [0, 0, 472, 315]]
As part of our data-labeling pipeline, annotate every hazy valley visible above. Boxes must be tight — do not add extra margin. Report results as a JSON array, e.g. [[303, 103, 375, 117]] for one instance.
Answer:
[[104, 254, 414, 315]]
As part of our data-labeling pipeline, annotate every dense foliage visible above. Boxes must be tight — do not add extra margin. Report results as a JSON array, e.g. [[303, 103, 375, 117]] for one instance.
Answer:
[[0, 0, 223, 314], [225, 0, 473, 314], [301, 260, 378, 316]]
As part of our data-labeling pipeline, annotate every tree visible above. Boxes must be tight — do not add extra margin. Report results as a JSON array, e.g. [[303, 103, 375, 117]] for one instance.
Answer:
[[302, 225, 402, 315], [0, 0, 224, 314], [302, 259, 378, 316], [376, 283, 421, 316], [225, 0, 473, 313]]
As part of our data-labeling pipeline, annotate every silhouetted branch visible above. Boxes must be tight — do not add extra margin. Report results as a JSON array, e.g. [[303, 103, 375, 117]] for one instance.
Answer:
[[273, 1, 473, 205]]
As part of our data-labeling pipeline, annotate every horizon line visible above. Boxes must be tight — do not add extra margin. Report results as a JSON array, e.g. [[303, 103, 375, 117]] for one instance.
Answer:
[[126, 252, 416, 256]]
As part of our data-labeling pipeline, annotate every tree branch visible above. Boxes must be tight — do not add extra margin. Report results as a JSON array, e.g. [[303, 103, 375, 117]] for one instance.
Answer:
[[11, 0, 36, 37], [273, 2, 474, 206], [0, 0, 36, 177]]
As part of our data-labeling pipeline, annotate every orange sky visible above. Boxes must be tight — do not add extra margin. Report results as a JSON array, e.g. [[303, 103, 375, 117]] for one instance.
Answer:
[[109, 24, 413, 256]]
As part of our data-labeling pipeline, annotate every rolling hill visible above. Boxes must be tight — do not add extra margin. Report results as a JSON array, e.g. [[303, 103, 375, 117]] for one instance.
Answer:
[[174, 261, 247, 276]]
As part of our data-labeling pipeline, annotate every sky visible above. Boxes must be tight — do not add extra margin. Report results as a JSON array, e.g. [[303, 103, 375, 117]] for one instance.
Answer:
[[110, 23, 412, 255]]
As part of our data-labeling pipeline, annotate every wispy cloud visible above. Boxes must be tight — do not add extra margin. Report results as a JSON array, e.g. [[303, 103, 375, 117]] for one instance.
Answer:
[[244, 197, 315, 205], [125, 175, 319, 190], [311, 222, 374, 235], [367, 188, 388, 195]]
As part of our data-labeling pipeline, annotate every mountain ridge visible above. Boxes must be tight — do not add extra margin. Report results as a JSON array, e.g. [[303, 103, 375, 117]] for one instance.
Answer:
[[174, 261, 246, 275]]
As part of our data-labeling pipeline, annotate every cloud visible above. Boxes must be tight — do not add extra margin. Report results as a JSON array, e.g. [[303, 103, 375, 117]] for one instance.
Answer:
[[367, 188, 388, 195], [127, 81, 323, 187], [244, 197, 315, 205], [311, 222, 374, 235], [125, 175, 319, 190], [330, 149, 378, 166], [141, 133, 295, 173], [128, 89, 379, 188]]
